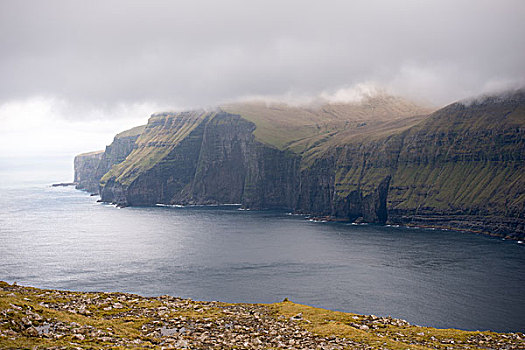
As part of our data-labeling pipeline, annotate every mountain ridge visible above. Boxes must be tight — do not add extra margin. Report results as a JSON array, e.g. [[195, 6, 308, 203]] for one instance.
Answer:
[[74, 90, 525, 239]]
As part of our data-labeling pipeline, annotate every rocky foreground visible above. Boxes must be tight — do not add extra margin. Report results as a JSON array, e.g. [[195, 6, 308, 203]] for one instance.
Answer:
[[0, 282, 523, 349]]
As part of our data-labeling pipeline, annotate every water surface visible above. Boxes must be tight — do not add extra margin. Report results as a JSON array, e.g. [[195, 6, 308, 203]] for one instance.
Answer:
[[0, 184, 523, 332]]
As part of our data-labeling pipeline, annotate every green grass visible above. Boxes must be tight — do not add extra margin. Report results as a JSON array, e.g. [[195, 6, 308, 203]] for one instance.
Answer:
[[101, 111, 210, 187], [272, 300, 522, 350], [115, 125, 146, 139], [221, 95, 432, 153], [2, 282, 522, 349]]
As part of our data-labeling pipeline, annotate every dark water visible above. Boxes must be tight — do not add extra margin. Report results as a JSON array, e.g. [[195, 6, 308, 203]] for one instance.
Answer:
[[0, 184, 524, 332]]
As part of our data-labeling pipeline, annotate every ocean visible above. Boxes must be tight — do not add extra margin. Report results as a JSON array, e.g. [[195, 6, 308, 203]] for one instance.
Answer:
[[0, 162, 524, 332]]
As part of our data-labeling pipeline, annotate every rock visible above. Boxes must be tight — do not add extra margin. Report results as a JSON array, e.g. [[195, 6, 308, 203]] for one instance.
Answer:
[[9, 303, 22, 310], [73, 334, 85, 341], [174, 339, 188, 348], [21, 316, 32, 327], [74, 92, 525, 240], [5, 329, 17, 336], [25, 327, 38, 337], [291, 313, 303, 321], [3, 282, 524, 350]]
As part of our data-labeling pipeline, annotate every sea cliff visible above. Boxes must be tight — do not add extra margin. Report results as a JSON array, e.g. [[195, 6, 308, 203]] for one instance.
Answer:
[[74, 125, 145, 194], [74, 91, 525, 239]]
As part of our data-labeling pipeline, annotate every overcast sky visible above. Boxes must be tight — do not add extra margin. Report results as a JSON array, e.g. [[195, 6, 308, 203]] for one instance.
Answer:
[[0, 0, 524, 164]]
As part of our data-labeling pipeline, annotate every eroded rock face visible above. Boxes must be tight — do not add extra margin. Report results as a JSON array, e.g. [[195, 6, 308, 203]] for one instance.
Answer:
[[73, 126, 143, 194], [75, 91, 525, 237], [99, 113, 303, 210], [74, 151, 104, 193], [97, 112, 391, 222], [384, 96, 525, 238]]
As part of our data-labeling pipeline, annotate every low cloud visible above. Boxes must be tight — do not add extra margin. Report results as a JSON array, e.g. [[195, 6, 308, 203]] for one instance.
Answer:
[[0, 0, 523, 111], [0, 0, 524, 160], [0, 97, 162, 157]]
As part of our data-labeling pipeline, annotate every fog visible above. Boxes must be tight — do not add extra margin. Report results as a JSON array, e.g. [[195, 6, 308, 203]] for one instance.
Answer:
[[0, 0, 524, 160]]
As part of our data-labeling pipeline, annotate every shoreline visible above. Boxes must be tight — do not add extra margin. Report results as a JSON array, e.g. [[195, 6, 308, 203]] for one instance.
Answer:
[[70, 183, 523, 242], [89, 194, 525, 241], [1, 282, 523, 349]]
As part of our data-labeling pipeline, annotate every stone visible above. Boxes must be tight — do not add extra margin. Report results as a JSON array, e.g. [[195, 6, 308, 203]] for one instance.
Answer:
[[73, 334, 85, 341], [25, 327, 38, 337], [291, 313, 303, 321]]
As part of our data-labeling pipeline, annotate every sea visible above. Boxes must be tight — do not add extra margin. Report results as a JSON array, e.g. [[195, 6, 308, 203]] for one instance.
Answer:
[[0, 156, 524, 333]]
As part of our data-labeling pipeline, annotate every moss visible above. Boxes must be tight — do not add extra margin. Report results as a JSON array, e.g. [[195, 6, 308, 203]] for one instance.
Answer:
[[271, 301, 519, 350], [115, 125, 146, 139], [101, 111, 210, 187], [1, 282, 523, 349]]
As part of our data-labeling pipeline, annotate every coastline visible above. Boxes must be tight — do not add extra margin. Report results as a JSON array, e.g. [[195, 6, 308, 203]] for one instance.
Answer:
[[1, 282, 523, 349], [305, 214, 525, 241]]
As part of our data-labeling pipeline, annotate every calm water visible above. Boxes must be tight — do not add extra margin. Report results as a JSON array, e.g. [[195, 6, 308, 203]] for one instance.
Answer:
[[0, 183, 524, 332]]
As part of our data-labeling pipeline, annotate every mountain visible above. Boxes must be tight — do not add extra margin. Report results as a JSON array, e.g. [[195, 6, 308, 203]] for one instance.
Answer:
[[74, 91, 525, 239], [74, 125, 145, 193]]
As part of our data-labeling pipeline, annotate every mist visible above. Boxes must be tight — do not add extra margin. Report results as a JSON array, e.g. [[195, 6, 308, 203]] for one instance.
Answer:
[[0, 0, 524, 161]]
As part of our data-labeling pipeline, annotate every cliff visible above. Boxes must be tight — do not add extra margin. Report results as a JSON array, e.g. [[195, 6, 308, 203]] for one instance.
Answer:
[[316, 92, 523, 237], [98, 96, 429, 218], [74, 151, 104, 193], [73, 125, 144, 194], [76, 91, 525, 239], [386, 94, 525, 237]]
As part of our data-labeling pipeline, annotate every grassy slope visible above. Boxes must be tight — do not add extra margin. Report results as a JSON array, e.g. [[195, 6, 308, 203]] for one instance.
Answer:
[[98, 95, 430, 190], [115, 124, 146, 139], [221, 95, 433, 154], [387, 96, 525, 215], [101, 111, 210, 187], [316, 93, 525, 215], [1, 282, 522, 349], [273, 302, 523, 350], [95, 91, 524, 221]]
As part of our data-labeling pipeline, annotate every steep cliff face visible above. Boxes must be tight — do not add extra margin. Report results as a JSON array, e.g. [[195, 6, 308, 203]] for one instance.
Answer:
[[77, 91, 525, 238], [74, 151, 104, 193], [100, 111, 209, 204], [317, 91, 525, 237], [94, 125, 145, 187], [100, 112, 303, 209], [385, 94, 525, 237], [74, 125, 144, 194]]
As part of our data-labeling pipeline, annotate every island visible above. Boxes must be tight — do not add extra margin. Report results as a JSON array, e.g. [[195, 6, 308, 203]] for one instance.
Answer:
[[75, 90, 525, 240]]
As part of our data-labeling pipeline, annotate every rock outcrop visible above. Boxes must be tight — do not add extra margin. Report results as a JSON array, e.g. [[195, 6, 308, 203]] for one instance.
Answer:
[[74, 125, 144, 194], [3, 281, 523, 349], [74, 151, 104, 193], [75, 91, 525, 239]]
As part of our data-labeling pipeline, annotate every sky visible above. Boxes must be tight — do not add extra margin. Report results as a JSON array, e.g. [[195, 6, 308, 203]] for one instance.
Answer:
[[0, 0, 524, 168]]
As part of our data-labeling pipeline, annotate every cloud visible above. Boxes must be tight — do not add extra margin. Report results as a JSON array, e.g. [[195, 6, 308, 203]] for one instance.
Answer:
[[0, 96, 161, 157], [0, 0, 524, 160], [319, 83, 385, 104], [0, 0, 523, 111]]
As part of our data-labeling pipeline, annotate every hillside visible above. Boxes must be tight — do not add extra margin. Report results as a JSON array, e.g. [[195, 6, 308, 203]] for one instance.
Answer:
[[323, 91, 525, 236], [74, 125, 145, 193], [221, 95, 432, 154], [74, 90, 525, 239], [1, 282, 523, 349]]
